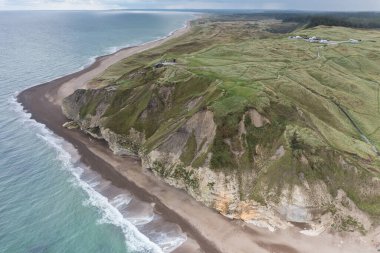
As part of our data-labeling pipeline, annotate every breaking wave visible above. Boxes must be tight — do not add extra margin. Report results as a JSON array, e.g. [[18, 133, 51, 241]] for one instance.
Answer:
[[9, 95, 186, 252]]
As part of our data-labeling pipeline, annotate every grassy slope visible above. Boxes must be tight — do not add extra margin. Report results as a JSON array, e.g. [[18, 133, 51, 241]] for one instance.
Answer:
[[82, 19, 380, 217]]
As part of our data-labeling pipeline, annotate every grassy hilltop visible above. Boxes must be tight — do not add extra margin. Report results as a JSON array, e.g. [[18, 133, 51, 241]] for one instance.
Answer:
[[63, 14, 380, 231]]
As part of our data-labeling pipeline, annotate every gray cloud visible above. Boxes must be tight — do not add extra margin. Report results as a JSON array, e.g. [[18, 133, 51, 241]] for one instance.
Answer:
[[1, 0, 380, 11]]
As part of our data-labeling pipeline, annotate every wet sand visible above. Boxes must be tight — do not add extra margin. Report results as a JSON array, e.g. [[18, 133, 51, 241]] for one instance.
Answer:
[[17, 23, 377, 253]]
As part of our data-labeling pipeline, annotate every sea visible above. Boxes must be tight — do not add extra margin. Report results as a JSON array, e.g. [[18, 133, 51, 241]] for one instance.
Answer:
[[0, 10, 195, 253]]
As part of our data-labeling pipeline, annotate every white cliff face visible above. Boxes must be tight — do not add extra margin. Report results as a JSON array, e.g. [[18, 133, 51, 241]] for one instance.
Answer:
[[62, 89, 373, 234], [141, 110, 331, 231], [276, 182, 332, 222], [142, 110, 219, 198], [196, 166, 240, 211]]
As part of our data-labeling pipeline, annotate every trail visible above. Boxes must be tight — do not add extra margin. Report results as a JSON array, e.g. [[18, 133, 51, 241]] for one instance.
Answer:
[[333, 101, 380, 156], [286, 74, 379, 156], [317, 46, 322, 59]]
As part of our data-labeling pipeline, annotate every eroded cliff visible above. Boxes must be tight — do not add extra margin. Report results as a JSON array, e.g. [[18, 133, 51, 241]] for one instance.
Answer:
[[62, 18, 380, 234]]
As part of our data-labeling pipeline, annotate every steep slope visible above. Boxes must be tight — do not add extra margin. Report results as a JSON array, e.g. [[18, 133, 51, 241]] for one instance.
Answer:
[[62, 19, 380, 234]]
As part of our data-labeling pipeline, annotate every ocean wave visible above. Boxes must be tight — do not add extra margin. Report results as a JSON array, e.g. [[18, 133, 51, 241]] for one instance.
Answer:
[[110, 194, 133, 209], [9, 95, 186, 253], [80, 56, 98, 71], [104, 44, 132, 55], [156, 231, 187, 252], [7, 17, 195, 249], [68, 167, 163, 253]]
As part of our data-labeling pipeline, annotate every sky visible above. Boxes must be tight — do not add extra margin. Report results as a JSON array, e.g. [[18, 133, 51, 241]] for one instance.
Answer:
[[1, 0, 380, 11]]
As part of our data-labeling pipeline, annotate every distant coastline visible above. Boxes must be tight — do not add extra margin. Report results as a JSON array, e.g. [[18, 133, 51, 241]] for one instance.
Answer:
[[16, 21, 214, 253]]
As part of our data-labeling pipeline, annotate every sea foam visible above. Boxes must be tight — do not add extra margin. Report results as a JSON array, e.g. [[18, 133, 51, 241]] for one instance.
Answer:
[[10, 95, 186, 252]]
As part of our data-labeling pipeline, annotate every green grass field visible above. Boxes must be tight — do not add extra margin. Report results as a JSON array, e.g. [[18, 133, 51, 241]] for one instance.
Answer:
[[76, 19, 380, 218]]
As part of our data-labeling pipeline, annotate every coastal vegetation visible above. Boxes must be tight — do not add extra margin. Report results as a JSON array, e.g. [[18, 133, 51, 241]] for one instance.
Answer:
[[62, 15, 380, 233]]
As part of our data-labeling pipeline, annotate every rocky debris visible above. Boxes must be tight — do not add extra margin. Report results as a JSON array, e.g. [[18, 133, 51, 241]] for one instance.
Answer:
[[247, 109, 270, 128], [270, 145, 285, 160], [62, 121, 79, 129], [331, 190, 371, 233], [100, 127, 144, 157]]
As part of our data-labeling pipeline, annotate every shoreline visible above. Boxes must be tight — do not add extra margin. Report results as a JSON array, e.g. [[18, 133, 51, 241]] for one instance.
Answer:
[[16, 19, 377, 253], [54, 20, 193, 104], [17, 22, 214, 253], [16, 20, 273, 253]]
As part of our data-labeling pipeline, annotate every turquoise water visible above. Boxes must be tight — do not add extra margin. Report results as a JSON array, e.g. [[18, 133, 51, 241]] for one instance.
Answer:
[[0, 11, 193, 253]]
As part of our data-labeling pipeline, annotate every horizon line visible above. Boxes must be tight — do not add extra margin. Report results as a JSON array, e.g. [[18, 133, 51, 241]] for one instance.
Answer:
[[1, 8, 380, 13]]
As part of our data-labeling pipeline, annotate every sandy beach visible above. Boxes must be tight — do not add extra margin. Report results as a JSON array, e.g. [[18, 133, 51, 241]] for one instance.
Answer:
[[17, 22, 377, 253]]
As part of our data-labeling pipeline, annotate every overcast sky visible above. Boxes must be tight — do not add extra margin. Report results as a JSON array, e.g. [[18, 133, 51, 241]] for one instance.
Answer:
[[1, 0, 380, 11]]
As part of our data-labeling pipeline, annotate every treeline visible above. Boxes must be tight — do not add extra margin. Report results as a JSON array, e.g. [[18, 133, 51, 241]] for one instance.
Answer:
[[281, 13, 380, 29], [209, 11, 380, 29]]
